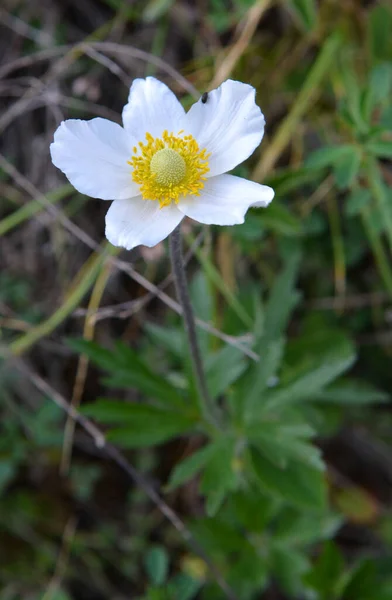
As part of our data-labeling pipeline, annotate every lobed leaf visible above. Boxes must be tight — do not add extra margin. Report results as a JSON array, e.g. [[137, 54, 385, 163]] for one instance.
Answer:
[[250, 447, 327, 512], [69, 338, 185, 408]]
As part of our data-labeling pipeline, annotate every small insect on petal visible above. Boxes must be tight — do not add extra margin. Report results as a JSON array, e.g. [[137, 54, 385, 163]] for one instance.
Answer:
[[201, 92, 208, 104]]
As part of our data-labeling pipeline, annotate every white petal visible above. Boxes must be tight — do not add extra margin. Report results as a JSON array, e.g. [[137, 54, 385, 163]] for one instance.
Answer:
[[178, 174, 274, 225], [50, 118, 138, 200], [105, 196, 183, 250], [184, 80, 265, 177], [122, 77, 185, 141]]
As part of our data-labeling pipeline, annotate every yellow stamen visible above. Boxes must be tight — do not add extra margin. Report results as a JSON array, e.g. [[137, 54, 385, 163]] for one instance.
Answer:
[[128, 130, 210, 208]]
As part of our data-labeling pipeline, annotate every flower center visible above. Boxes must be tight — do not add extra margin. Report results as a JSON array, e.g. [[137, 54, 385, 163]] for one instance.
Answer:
[[129, 130, 210, 208], [150, 148, 186, 186]]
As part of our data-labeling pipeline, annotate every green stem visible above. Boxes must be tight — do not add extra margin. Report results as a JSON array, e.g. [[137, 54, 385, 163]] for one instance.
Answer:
[[169, 226, 219, 428]]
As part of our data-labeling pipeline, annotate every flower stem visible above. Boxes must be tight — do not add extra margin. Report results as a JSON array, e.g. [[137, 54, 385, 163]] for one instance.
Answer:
[[169, 226, 218, 427]]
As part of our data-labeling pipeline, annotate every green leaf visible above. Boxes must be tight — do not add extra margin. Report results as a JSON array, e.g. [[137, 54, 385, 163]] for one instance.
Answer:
[[304, 542, 345, 600], [68, 339, 184, 408], [206, 345, 247, 400], [167, 574, 202, 600], [250, 447, 326, 512], [48, 592, 72, 600], [262, 251, 301, 344], [271, 545, 310, 596], [221, 282, 263, 337], [290, 0, 317, 31], [142, 0, 175, 22], [258, 201, 303, 237], [144, 586, 168, 600], [144, 545, 169, 585], [199, 436, 237, 516], [234, 254, 300, 423], [381, 106, 392, 130], [145, 322, 185, 358], [364, 63, 392, 116], [278, 422, 316, 438], [366, 140, 392, 159], [231, 487, 279, 533], [274, 510, 342, 547], [28, 401, 63, 447], [243, 337, 285, 421], [313, 379, 389, 405], [267, 166, 324, 196], [339, 60, 369, 132], [166, 443, 217, 491], [262, 336, 355, 412], [341, 558, 377, 600], [248, 424, 324, 471], [229, 544, 269, 593], [167, 436, 238, 515], [188, 233, 253, 328], [345, 188, 371, 217], [231, 213, 266, 242], [107, 422, 194, 447], [70, 465, 100, 502], [285, 324, 351, 362], [306, 145, 357, 169], [368, 5, 392, 62], [83, 400, 196, 447], [333, 146, 362, 189], [0, 461, 15, 493], [190, 516, 245, 554]]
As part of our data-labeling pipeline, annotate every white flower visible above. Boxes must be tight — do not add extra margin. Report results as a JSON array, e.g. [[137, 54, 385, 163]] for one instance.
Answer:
[[50, 77, 274, 250]]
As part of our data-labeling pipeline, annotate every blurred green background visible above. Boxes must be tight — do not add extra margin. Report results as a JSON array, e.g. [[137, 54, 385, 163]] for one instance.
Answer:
[[1, 0, 392, 598]]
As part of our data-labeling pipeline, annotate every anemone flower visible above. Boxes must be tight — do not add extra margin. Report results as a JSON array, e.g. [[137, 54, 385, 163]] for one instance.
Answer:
[[50, 77, 274, 250]]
